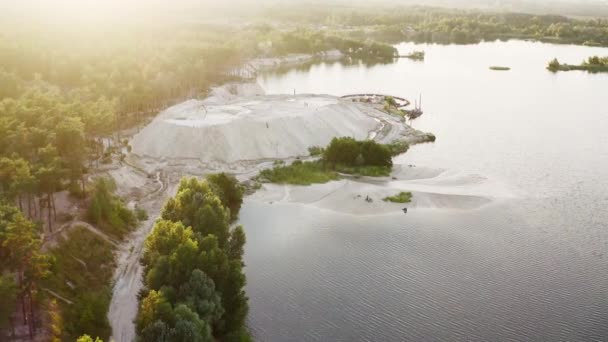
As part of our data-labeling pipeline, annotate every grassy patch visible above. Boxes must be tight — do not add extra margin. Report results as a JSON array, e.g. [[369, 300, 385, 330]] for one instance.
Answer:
[[383, 192, 413, 203], [260, 160, 338, 185], [260, 160, 393, 185]]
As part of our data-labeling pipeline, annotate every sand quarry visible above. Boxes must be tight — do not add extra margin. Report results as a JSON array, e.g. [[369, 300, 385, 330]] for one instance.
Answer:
[[108, 82, 514, 342], [127, 82, 511, 215]]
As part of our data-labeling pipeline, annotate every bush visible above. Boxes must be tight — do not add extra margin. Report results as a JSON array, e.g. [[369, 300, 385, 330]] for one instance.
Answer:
[[308, 146, 324, 156], [323, 137, 393, 168], [386, 141, 410, 156], [87, 178, 136, 239], [383, 192, 413, 203], [135, 207, 149, 221], [323, 137, 361, 166]]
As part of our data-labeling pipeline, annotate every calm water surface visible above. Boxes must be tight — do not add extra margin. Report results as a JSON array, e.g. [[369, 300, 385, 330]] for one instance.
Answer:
[[241, 41, 608, 341]]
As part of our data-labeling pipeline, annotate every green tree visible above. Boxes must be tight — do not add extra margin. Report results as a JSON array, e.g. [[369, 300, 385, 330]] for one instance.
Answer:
[[227, 226, 246, 263], [161, 178, 230, 247], [68, 291, 111, 340], [77, 334, 104, 342], [87, 178, 135, 238], [206, 173, 244, 222], [55, 117, 87, 194], [323, 137, 360, 166], [171, 304, 212, 342], [136, 290, 174, 334], [178, 270, 224, 324], [219, 260, 248, 335], [1, 210, 50, 339], [360, 140, 392, 167]]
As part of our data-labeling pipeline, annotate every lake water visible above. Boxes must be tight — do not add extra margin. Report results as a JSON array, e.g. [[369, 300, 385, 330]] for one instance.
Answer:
[[241, 41, 608, 341]]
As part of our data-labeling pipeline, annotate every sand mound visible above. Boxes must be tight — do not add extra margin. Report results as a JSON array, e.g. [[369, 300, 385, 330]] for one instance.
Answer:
[[250, 180, 493, 215], [131, 94, 379, 164], [248, 166, 517, 215]]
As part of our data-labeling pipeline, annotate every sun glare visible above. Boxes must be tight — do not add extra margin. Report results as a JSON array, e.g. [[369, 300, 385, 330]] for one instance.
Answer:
[[16, 0, 142, 23]]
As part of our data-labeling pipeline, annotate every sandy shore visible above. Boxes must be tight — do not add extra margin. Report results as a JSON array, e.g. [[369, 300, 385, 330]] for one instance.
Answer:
[[242, 50, 344, 75], [248, 165, 516, 215]]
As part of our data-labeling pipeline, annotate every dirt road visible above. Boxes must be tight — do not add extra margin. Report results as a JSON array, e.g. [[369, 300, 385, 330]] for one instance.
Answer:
[[107, 169, 171, 342]]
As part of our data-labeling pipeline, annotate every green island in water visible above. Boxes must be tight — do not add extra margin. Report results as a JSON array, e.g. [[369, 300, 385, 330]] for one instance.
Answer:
[[547, 56, 608, 72]]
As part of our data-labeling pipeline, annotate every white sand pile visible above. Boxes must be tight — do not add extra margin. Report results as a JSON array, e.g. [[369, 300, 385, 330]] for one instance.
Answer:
[[131, 94, 379, 164]]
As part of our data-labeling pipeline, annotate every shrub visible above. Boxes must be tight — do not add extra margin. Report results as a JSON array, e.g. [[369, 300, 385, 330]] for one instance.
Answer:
[[135, 207, 149, 221], [383, 192, 413, 203], [323, 137, 392, 168], [308, 146, 324, 156], [87, 178, 136, 239], [386, 141, 410, 156]]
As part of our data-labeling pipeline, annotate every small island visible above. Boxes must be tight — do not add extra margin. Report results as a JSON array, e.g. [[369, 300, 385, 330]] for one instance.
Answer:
[[489, 66, 511, 71], [258, 137, 408, 185], [400, 51, 425, 61], [547, 56, 608, 73]]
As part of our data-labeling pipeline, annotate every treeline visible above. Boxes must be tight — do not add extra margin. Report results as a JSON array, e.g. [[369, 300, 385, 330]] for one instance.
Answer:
[[263, 6, 608, 46], [136, 174, 250, 341], [0, 88, 118, 233], [0, 21, 251, 238], [0, 205, 51, 340], [547, 56, 608, 73], [260, 28, 397, 60], [0, 23, 246, 116]]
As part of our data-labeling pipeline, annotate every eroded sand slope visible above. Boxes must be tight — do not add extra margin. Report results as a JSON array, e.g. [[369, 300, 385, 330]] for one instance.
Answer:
[[131, 95, 379, 163]]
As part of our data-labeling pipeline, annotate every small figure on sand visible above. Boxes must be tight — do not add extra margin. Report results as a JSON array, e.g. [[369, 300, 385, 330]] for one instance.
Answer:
[[402, 208, 408, 214], [365, 195, 373, 203]]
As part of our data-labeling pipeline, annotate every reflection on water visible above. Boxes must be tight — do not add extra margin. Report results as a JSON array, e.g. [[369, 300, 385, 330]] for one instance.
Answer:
[[242, 40, 608, 341]]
